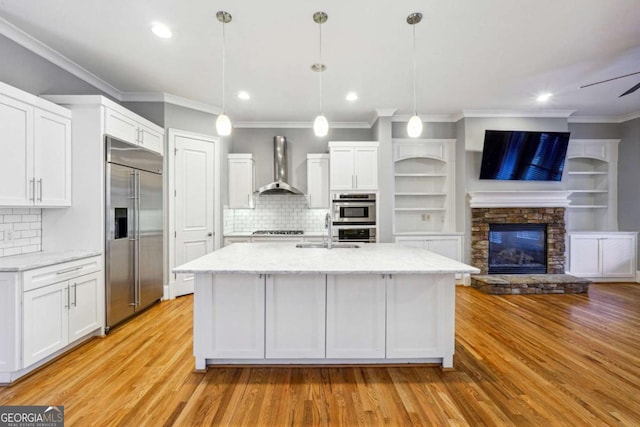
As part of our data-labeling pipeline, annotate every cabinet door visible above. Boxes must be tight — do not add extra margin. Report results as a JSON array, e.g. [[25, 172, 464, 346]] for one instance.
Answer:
[[387, 275, 453, 360], [68, 272, 100, 342], [569, 235, 601, 277], [601, 236, 636, 278], [354, 147, 378, 190], [426, 237, 462, 261], [307, 157, 329, 208], [228, 158, 254, 208], [210, 274, 264, 358], [265, 274, 325, 358], [395, 238, 426, 249], [23, 281, 69, 367], [139, 123, 164, 155], [326, 275, 385, 358], [105, 108, 139, 144], [329, 148, 355, 190], [33, 109, 72, 206], [0, 93, 33, 206]]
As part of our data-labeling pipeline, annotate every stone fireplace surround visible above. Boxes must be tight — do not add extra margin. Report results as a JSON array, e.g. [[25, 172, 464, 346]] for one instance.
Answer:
[[467, 191, 591, 294]]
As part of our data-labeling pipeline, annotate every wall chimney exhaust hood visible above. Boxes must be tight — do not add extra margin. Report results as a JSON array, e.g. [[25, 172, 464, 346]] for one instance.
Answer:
[[257, 136, 304, 195]]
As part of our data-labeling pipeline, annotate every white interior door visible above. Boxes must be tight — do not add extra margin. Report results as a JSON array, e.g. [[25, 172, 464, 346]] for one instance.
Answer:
[[171, 130, 216, 297]]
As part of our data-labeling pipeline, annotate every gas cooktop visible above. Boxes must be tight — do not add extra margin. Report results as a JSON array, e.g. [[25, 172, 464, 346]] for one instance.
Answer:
[[252, 230, 304, 235]]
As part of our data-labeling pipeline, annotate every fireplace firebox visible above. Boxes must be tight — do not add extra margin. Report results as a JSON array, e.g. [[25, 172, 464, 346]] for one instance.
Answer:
[[488, 224, 547, 274]]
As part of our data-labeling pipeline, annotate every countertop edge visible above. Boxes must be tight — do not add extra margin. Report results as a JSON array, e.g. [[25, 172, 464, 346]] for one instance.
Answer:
[[0, 250, 102, 272]]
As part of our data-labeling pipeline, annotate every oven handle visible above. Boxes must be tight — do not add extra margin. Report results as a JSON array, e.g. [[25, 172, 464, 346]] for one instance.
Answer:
[[331, 201, 376, 207], [332, 224, 376, 230]]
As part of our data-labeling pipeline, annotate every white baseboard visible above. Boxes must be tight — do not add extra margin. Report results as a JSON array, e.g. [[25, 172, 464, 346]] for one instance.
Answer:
[[636, 270, 640, 283]]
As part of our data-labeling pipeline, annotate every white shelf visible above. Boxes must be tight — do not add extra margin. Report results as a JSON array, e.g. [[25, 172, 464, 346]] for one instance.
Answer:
[[394, 173, 447, 177], [395, 192, 447, 196], [570, 190, 608, 193], [567, 171, 608, 175], [394, 207, 446, 212], [568, 205, 608, 209]]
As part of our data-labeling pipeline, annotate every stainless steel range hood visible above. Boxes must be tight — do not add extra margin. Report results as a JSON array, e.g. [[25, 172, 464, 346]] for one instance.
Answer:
[[257, 136, 303, 195]]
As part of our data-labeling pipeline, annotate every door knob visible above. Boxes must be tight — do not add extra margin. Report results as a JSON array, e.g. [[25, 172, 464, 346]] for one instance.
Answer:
[[207, 232, 213, 236]]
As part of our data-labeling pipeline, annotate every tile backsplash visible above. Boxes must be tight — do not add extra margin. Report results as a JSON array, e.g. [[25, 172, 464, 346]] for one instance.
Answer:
[[224, 194, 328, 233], [0, 208, 42, 258]]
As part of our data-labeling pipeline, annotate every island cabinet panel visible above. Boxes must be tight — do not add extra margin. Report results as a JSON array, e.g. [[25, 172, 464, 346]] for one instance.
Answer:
[[386, 274, 455, 361], [265, 274, 326, 358], [204, 274, 265, 360], [326, 275, 386, 358]]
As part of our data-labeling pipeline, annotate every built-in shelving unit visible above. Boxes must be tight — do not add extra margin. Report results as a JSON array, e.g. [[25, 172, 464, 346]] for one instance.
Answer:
[[565, 139, 619, 231], [392, 139, 455, 234]]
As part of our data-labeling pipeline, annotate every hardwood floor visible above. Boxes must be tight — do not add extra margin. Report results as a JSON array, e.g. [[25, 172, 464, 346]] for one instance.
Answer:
[[1, 283, 639, 426]]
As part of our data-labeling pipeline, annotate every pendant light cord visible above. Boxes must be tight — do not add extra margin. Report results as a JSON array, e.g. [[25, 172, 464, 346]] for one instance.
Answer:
[[222, 20, 226, 113], [412, 22, 416, 115], [319, 22, 323, 114]]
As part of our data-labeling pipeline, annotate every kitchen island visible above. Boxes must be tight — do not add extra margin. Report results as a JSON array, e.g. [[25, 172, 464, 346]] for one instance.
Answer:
[[173, 242, 479, 369]]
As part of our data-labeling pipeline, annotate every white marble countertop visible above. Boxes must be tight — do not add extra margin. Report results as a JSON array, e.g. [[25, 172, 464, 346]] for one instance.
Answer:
[[0, 250, 102, 272], [174, 242, 480, 275]]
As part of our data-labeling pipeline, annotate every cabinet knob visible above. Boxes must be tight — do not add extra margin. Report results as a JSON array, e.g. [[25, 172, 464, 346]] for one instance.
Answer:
[[208, 232, 213, 236]]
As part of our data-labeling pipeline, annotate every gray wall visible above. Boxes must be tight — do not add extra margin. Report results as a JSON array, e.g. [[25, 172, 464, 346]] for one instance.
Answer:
[[0, 35, 112, 98], [230, 127, 373, 193], [164, 103, 218, 136], [392, 121, 456, 139], [122, 102, 165, 128], [374, 118, 394, 242], [568, 122, 622, 139], [617, 118, 640, 265]]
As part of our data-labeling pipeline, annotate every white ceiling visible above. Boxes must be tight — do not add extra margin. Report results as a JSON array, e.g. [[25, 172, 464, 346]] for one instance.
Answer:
[[1, 0, 639, 124]]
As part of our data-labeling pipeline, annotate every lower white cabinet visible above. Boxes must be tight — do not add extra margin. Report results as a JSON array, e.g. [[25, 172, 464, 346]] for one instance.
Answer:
[[395, 234, 463, 261], [326, 275, 386, 358], [0, 255, 103, 384], [266, 274, 325, 358], [568, 232, 637, 280]]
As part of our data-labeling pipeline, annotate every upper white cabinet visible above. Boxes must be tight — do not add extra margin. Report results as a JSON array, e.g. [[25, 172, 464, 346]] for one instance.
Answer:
[[306, 154, 329, 208], [565, 139, 619, 231], [228, 154, 254, 209], [567, 232, 637, 280], [105, 107, 164, 154], [393, 139, 455, 234], [0, 82, 71, 207], [329, 141, 379, 191]]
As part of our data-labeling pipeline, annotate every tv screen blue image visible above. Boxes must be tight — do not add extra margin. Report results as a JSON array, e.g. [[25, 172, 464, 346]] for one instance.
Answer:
[[479, 130, 570, 181]]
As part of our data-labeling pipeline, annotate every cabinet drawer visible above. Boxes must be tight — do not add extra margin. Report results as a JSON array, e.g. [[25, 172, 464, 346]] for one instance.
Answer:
[[23, 256, 102, 292]]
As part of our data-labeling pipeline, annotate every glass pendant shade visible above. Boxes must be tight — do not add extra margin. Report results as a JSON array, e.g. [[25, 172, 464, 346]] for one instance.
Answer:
[[407, 114, 423, 138], [313, 114, 329, 137], [216, 113, 232, 136]]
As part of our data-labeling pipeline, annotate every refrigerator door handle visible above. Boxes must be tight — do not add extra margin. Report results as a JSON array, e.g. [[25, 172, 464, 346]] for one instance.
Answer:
[[135, 170, 141, 307]]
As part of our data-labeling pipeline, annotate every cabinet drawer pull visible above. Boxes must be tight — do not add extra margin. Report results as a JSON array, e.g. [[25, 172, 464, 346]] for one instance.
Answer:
[[56, 266, 83, 275]]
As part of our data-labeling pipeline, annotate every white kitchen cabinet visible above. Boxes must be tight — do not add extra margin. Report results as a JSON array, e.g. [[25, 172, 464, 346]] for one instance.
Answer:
[[105, 107, 164, 154], [0, 82, 71, 207], [208, 274, 264, 359], [395, 234, 463, 261], [329, 141, 379, 191], [307, 154, 329, 208], [223, 236, 252, 246], [386, 274, 454, 362], [326, 274, 386, 358], [265, 274, 325, 358], [568, 232, 637, 280], [228, 154, 255, 209], [0, 255, 103, 383]]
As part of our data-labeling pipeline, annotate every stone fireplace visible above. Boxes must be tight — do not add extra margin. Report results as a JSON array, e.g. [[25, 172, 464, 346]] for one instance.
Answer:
[[469, 191, 570, 275]]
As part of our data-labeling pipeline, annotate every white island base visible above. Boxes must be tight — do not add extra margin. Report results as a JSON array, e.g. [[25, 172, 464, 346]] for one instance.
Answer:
[[177, 243, 480, 370]]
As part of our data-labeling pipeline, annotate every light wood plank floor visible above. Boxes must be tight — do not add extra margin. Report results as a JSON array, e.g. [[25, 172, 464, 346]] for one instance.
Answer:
[[1, 283, 639, 426]]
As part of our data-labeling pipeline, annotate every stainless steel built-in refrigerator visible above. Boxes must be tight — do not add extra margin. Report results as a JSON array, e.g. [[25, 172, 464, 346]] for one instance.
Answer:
[[105, 136, 163, 332]]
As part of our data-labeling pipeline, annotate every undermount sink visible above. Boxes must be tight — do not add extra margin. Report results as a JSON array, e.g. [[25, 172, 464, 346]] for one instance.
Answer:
[[296, 242, 360, 249]]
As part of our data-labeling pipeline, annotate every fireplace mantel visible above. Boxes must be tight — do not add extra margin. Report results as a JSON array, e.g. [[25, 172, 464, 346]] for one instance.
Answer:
[[468, 191, 572, 208]]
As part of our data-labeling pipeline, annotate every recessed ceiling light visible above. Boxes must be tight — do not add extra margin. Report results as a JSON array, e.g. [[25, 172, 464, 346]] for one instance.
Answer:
[[151, 22, 172, 39], [346, 92, 358, 102], [536, 92, 553, 103], [238, 91, 251, 100]]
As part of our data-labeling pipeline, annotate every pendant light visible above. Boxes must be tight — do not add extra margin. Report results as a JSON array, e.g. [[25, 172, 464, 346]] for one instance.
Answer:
[[312, 12, 329, 137], [407, 12, 423, 138], [216, 11, 232, 136]]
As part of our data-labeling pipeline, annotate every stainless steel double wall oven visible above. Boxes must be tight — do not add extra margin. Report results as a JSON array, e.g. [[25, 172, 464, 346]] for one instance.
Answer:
[[331, 193, 377, 243]]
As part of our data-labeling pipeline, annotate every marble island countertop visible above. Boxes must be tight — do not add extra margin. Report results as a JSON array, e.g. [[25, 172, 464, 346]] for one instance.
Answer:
[[0, 250, 102, 272], [174, 242, 479, 275]]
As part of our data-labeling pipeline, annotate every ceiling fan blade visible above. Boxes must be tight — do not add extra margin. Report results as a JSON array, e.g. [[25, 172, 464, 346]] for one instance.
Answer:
[[619, 81, 640, 97], [580, 71, 640, 89]]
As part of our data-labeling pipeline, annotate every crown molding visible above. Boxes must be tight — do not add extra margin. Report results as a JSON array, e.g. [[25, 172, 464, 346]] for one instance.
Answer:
[[567, 110, 640, 124], [121, 92, 222, 115], [234, 121, 371, 129], [462, 109, 576, 118], [0, 16, 122, 100], [391, 114, 461, 123]]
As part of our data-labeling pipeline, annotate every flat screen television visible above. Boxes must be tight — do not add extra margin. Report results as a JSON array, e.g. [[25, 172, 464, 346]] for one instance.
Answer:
[[479, 130, 570, 181]]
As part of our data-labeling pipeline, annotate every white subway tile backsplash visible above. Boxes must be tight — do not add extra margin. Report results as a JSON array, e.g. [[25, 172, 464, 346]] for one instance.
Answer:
[[225, 194, 328, 233], [0, 208, 42, 258]]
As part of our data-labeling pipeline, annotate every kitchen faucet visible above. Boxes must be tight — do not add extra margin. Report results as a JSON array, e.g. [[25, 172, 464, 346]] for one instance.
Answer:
[[325, 212, 333, 249]]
